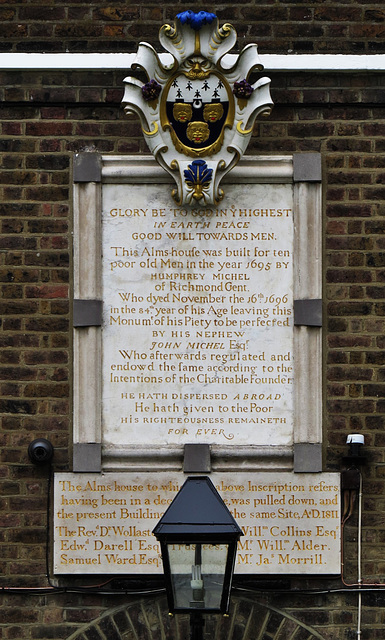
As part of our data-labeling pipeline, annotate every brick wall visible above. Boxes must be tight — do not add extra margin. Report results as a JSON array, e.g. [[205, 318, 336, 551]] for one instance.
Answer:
[[1, 3, 385, 639], [1, 1, 385, 53]]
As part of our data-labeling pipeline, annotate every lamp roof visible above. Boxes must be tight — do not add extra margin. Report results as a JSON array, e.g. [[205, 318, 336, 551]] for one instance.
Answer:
[[152, 476, 244, 538]]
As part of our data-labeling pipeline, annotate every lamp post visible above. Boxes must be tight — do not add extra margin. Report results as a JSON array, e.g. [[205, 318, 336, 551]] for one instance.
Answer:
[[153, 476, 243, 640]]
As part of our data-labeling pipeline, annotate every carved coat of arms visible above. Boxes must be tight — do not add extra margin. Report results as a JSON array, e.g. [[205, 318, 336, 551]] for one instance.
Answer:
[[122, 10, 273, 205]]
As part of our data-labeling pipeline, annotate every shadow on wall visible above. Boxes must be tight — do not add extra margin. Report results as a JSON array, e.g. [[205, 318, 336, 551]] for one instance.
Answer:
[[66, 594, 326, 640]]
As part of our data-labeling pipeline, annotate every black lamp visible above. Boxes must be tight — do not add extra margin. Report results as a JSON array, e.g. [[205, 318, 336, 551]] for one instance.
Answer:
[[152, 476, 243, 617]]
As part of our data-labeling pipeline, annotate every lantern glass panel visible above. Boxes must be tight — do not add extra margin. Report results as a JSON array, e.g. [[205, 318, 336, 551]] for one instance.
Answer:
[[167, 543, 228, 611]]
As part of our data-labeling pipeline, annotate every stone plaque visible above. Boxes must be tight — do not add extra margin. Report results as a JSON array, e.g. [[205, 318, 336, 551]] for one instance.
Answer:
[[54, 472, 340, 575], [102, 182, 294, 448]]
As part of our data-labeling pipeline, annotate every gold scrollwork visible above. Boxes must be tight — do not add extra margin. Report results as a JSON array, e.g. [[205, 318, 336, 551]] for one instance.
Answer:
[[169, 160, 183, 205], [209, 22, 234, 56], [142, 122, 159, 136], [236, 120, 254, 135], [161, 23, 182, 47], [194, 31, 201, 56], [212, 22, 233, 46]]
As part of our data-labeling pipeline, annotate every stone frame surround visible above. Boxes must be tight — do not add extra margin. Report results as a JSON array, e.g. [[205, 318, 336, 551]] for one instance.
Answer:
[[72, 153, 322, 474]]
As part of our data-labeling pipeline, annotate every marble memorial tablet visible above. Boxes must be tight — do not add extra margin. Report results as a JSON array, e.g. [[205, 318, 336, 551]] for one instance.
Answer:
[[102, 182, 294, 448], [54, 472, 340, 576]]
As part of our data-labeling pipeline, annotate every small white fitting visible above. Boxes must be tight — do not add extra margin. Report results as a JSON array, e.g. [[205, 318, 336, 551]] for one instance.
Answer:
[[346, 434, 365, 445]]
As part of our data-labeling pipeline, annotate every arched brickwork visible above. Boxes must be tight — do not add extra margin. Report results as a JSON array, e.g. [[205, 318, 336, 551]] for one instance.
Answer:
[[66, 594, 326, 640]]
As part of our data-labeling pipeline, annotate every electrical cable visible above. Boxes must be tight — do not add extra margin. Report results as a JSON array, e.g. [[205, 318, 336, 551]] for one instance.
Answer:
[[341, 471, 385, 589], [357, 473, 362, 640], [4, 582, 385, 598], [233, 584, 385, 595], [0, 586, 167, 596]]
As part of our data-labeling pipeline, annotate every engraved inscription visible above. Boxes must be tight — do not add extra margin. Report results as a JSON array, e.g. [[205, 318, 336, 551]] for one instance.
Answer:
[[102, 183, 294, 447], [54, 472, 340, 575]]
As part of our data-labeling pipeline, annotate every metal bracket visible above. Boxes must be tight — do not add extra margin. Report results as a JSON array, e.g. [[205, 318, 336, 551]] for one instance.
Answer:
[[294, 299, 322, 327], [73, 443, 102, 472], [294, 443, 322, 473], [73, 152, 102, 183], [73, 299, 103, 327], [293, 152, 322, 183], [183, 444, 211, 473]]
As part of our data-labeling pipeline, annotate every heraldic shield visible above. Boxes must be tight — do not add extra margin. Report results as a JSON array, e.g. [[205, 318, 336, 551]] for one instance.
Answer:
[[122, 10, 273, 205], [162, 69, 234, 158]]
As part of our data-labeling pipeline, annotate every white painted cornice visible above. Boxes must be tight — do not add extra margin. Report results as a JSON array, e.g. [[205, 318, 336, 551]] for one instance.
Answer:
[[0, 52, 384, 72]]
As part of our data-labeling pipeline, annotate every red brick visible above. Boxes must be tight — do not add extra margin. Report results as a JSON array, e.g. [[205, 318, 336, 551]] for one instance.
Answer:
[[25, 285, 68, 299], [94, 7, 140, 21], [327, 203, 372, 218], [326, 269, 372, 283], [25, 122, 73, 137], [315, 6, 362, 21], [2, 122, 22, 135], [18, 7, 66, 21], [39, 107, 67, 120], [327, 367, 373, 381]]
